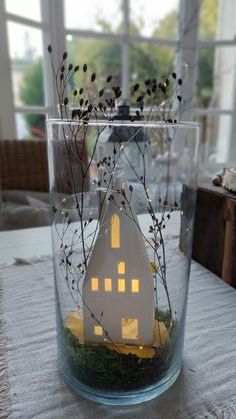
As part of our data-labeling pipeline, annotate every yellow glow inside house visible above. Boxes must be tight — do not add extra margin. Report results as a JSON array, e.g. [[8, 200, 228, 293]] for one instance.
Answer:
[[118, 261, 126, 274], [132, 279, 139, 293], [94, 325, 103, 335], [111, 214, 120, 248], [118, 278, 126, 292], [104, 277, 112, 292], [122, 318, 138, 340], [91, 277, 99, 291]]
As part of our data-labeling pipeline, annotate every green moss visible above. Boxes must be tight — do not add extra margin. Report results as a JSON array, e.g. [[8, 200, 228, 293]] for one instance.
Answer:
[[155, 308, 172, 329], [64, 312, 179, 391]]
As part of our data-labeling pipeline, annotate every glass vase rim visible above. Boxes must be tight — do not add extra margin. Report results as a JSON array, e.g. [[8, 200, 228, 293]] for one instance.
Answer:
[[46, 118, 201, 130]]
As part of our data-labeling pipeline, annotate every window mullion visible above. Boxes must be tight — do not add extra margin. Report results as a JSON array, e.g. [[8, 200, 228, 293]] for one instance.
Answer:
[[176, 0, 200, 122], [15, 105, 48, 114], [0, 1, 16, 138], [41, 0, 66, 117], [121, 0, 130, 101], [228, 58, 236, 161], [5, 12, 47, 30]]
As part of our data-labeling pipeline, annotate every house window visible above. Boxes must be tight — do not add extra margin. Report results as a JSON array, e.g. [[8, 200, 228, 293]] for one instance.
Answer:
[[111, 214, 120, 248], [94, 325, 103, 336], [118, 278, 125, 292], [131, 279, 139, 293], [104, 277, 112, 292], [118, 261, 125, 274], [91, 277, 99, 291], [122, 318, 138, 340]]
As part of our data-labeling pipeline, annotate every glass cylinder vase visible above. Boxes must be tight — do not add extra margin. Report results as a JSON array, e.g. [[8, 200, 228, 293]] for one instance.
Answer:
[[47, 119, 200, 405]]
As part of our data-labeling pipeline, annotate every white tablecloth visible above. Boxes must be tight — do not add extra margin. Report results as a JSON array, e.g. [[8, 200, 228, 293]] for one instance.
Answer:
[[1, 258, 236, 419]]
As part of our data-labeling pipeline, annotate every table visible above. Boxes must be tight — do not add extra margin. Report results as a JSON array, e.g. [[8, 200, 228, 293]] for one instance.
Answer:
[[1, 227, 236, 419], [0, 226, 52, 265]]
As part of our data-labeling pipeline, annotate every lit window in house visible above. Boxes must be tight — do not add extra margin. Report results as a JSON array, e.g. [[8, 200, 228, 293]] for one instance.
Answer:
[[118, 261, 125, 274], [91, 277, 99, 291], [122, 318, 138, 340], [111, 214, 120, 248], [131, 279, 139, 293], [104, 277, 112, 292], [94, 325, 103, 335], [118, 278, 125, 292]]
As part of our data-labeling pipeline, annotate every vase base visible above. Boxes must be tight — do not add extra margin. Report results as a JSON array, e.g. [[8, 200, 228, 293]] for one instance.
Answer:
[[60, 363, 181, 405]]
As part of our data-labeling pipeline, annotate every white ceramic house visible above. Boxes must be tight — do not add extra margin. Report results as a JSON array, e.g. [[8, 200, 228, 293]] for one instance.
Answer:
[[82, 178, 155, 346]]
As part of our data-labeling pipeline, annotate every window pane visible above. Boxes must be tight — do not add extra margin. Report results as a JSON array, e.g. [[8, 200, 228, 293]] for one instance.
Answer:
[[5, 0, 41, 22], [104, 278, 112, 292], [130, 44, 175, 96], [131, 279, 139, 293], [66, 36, 122, 100], [94, 325, 103, 335], [196, 46, 236, 110], [7, 22, 44, 106], [198, 0, 233, 41], [15, 113, 46, 140], [194, 114, 232, 163], [122, 318, 138, 340], [91, 277, 99, 291], [64, 0, 123, 33], [130, 0, 179, 39], [118, 262, 125, 274], [118, 279, 125, 292]]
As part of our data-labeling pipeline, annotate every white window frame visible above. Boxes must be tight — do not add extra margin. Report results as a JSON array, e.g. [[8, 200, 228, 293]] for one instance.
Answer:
[[0, 0, 66, 139]]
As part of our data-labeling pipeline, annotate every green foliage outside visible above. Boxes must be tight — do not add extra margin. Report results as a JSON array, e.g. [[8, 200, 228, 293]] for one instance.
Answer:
[[197, 0, 219, 107], [19, 0, 219, 134], [19, 58, 45, 135]]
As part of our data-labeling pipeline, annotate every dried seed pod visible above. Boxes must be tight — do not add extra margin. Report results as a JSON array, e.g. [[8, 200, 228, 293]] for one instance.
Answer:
[[136, 95, 144, 102], [133, 83, 139, 92], [91, 72, 96, 82]]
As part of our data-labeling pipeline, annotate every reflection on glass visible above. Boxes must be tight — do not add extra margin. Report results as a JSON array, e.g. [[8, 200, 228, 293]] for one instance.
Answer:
[[5, 0, 41, 22], [194, 114, 232, 163], [15, 113, 46, 140], [64, 0, 122, 32], [7, 22, 44, 106], [130, 0, 179, 38]]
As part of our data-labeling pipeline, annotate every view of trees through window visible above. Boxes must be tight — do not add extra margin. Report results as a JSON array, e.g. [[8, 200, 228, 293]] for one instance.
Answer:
[[18, 0, 219, 139]]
